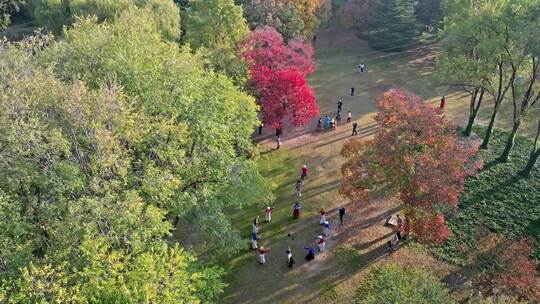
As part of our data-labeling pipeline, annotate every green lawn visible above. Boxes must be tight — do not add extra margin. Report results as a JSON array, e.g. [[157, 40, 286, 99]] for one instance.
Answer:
[[431, 127, 540, 265]]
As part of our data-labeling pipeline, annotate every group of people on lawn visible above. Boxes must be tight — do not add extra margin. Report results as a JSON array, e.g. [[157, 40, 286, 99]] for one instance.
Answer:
[[255, 62, 409, 267], [251, 164, 349, 267], [251, 164, 406, 267], [317, 99, 353, 132]]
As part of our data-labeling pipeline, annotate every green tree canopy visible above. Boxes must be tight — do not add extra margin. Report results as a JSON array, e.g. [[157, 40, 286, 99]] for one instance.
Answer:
[[28, 0, 180, 40], [366, 0, 419, 51], [182, 0, 250, 82], [243, 0, 306, 41], [0, 41, 225, 302], [42, 7, 269, 253], [415, 0, 443, 31], [0, 0, 25, 29], [439, 0, 540, 153]]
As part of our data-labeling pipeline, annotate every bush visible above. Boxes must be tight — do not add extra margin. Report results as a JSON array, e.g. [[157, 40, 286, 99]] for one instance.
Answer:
[[356, 264, 454, 304]]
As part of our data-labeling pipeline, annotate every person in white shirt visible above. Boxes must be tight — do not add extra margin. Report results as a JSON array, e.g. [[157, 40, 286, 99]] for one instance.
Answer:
[[317, 236, 326, 252]]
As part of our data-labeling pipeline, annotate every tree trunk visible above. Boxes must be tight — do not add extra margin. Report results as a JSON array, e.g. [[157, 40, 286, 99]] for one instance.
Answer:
[[481, 60, 515, 149], [519, 121, 540, 177], [520, 149, 540, 177], [480, 104, 499, 149], [463, 88, 485, 137], [498, 120, 521, 162]]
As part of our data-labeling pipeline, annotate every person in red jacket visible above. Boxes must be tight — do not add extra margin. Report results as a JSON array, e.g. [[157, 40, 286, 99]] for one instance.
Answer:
[[300, 164, 309, 180], [440, 96, 446, 110], [292, 202, 302, 219]]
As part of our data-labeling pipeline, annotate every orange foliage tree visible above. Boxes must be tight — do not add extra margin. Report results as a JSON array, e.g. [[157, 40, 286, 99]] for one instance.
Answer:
[[340, 88, 483, 243], [289, 0, 331, 37]]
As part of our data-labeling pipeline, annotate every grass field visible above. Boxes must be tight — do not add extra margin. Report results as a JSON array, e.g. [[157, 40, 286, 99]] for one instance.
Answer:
[[219, 27, 540, 304]]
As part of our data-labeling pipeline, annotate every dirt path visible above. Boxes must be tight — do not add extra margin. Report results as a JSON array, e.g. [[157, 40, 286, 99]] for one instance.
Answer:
[[221, 28, 453, 304]]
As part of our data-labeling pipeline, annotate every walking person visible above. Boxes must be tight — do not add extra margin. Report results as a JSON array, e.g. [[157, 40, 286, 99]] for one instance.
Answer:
[[292, 202, 302, 219], [317, 236, 326, 252], [317, 117, 322, 130], [351, 86, 355, 97], [319, 209, 327, 225], [337, 99, 343, 113], [388, 233, 399, 253], [440, 95, 446, 110], [347, 111, 352, 123], [323, 221, 331, 236], [251, 232, 260, 250], [265, 206, 274, 222], [295, 179, 303, 197], [324, 115, 331, 129], [300, 164, 309, 180], [286, 249, 295, 268], [304, 246, 317, 261], [257, 247, 270, 264], [396, 214, 403, 230], [351, 122, 358, 136], [252, 216, 259, 234], [359, 62, 365, 73], [258, 122, 264, 135], [339, 207, 346, 224]]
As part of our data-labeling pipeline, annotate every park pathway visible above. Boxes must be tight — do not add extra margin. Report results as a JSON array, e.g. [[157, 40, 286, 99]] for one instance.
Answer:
[[221, 28, 449, 304]]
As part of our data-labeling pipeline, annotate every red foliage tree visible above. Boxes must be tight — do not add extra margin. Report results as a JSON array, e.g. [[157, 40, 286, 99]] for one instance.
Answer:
[[477, 235, 540, 301], [238, 26, 319, 128], [409, 212, 452, 243], [340, 88, 483, 243]]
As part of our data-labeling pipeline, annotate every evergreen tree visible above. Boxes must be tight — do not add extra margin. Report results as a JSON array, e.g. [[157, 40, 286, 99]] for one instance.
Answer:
[[366, 0, 419, 51], [0, 0, 25, 29], [415, 0, 443, 32]]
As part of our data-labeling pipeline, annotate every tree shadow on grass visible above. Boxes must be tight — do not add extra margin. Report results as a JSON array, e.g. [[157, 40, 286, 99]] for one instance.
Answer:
[[232, 243, 393, 304], [459, 174, 522, 211], [297, 179, 341, 201]]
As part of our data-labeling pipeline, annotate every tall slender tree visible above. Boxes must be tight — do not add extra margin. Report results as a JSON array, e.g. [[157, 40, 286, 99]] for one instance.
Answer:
[[437, 0, 492, 137], [496, 1, 540, 161], [520, 115, 540, 177]]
